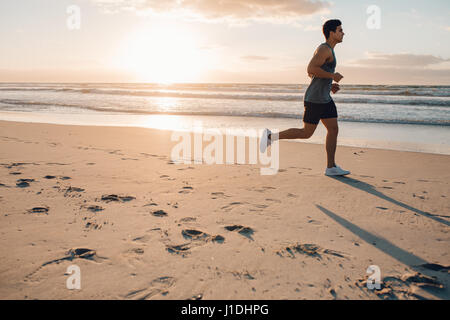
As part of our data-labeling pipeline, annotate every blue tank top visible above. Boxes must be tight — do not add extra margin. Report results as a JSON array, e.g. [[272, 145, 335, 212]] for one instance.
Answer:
[[303, 42, 336, 104]]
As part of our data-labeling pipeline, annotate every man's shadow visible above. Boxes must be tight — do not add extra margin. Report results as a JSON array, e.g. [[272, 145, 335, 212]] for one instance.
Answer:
[[316, 204, 450, 300], [328, 176, 450, 227]]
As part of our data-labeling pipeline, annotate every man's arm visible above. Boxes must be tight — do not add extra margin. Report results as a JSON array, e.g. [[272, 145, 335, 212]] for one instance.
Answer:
[[307, 45, 343, 82]]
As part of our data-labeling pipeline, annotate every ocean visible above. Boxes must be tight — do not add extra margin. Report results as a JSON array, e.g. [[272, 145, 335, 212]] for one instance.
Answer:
[[1, 83, 449, 154]]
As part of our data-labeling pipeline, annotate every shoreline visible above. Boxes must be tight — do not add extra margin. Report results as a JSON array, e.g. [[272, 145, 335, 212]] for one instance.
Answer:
[[1, 113, 449, 156]]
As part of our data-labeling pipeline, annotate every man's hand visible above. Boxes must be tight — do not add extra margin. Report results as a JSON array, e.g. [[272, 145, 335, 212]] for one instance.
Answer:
[[331, 83, 340, 94], [332, 72, 344, 83]]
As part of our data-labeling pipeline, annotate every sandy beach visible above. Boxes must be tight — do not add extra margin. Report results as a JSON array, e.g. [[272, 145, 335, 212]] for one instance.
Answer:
[[0, 119, 449, 300]]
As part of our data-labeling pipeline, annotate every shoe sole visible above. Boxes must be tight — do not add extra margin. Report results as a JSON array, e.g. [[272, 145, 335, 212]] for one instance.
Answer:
[[325, 172, 350, 176], [260, 130, 269, 153]]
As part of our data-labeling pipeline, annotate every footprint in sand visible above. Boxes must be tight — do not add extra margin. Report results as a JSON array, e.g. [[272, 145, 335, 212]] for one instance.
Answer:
[[2, 162, 28, 169], [224, 225, 254, 241], [178, 217, 196, 223], [221, 202, 246, 212], [151, 210, 168, 217], [130, 248, 144, 255], [356, 272, 444, 300], [182, 229, 225, 243], [177, 167, 195, 171], [85, 221, 103, 230], [166, 243, 191, 257], [160, 175, 176, 181], [143, 202, 158, 207], [179, 186, 193, 194], [16, 178, 35, 188], [68, 248, 103, 260], [253, 204, 269, 209], [121, 247, 146, 267], [307, 219, 322, 225], [249, 186, 276, 193], [100, 194, 136, 202], [265, 198, 282, 203], [108, 149, 124, 155], [182, 229, 209, 241], [64, 186, 85, 198], [85, 205, 104, 213], [25, 248, 106, 281], [27, 207, 49, 215], [131, 228, 169, 244], [140, 153, 159, 158], [132, 235, 152, 243], [276, 243, 346, 260], [211, 192, 229, 199], [231, 270, 256, 281], [46, 163, 68, 166], [166, 229, 224, 257], [124, 276, 176, 300]]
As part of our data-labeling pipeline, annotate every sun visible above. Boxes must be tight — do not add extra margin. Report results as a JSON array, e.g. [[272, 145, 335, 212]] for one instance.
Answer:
[[116, 24, 210, 83]]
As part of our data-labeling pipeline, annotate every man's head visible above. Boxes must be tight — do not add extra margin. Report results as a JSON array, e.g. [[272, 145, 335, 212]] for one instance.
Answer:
[[323, 19, 344, 42]]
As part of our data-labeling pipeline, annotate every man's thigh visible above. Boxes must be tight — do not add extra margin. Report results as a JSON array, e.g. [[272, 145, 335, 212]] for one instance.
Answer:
[[302, 121, 318, 137], [321, 117, 338, 133]]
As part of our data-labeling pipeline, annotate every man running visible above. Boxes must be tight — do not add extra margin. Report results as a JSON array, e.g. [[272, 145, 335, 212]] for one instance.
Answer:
[[260, 19, 350, 176]]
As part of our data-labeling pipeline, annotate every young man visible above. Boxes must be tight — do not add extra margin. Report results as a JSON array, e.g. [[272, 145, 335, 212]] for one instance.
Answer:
[[260, 19, 350, 176]]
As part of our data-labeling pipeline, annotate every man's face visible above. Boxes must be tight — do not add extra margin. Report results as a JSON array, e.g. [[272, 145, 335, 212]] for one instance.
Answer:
[[332, 25, 345, 42]]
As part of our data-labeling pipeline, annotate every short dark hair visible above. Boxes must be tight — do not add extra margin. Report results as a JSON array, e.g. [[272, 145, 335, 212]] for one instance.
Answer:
[[323, 19, 342, 39]]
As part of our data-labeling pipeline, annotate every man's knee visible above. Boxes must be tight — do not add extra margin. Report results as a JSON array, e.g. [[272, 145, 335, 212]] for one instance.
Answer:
[[303, 123, 317, 138], [327, 125, 339, 136], [304, 130, 315, 138]]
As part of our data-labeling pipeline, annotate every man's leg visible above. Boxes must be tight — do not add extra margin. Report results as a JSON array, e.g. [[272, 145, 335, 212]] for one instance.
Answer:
[[321, 118, 338, 168], [275, 122, 318, 140]]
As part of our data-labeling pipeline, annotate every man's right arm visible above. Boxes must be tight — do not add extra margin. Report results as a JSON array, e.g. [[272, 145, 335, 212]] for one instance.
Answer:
[[307, 46, 343, 82]]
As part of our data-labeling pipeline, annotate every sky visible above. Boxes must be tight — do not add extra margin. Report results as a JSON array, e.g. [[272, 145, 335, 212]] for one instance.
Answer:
[[1, 0, 449, 85]]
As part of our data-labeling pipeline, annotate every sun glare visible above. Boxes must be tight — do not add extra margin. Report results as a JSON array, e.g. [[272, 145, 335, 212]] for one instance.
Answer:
[[116, 24, 211, 83]]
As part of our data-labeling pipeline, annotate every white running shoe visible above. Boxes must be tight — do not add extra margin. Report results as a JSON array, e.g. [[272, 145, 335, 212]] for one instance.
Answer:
[[260, 128, 272, 153], [325, 165, 350, 176]]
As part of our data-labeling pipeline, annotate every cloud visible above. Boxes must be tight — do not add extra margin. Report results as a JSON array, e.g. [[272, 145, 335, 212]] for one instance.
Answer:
[[349, 52, 450, 68], [91, 0, 331, 24]]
